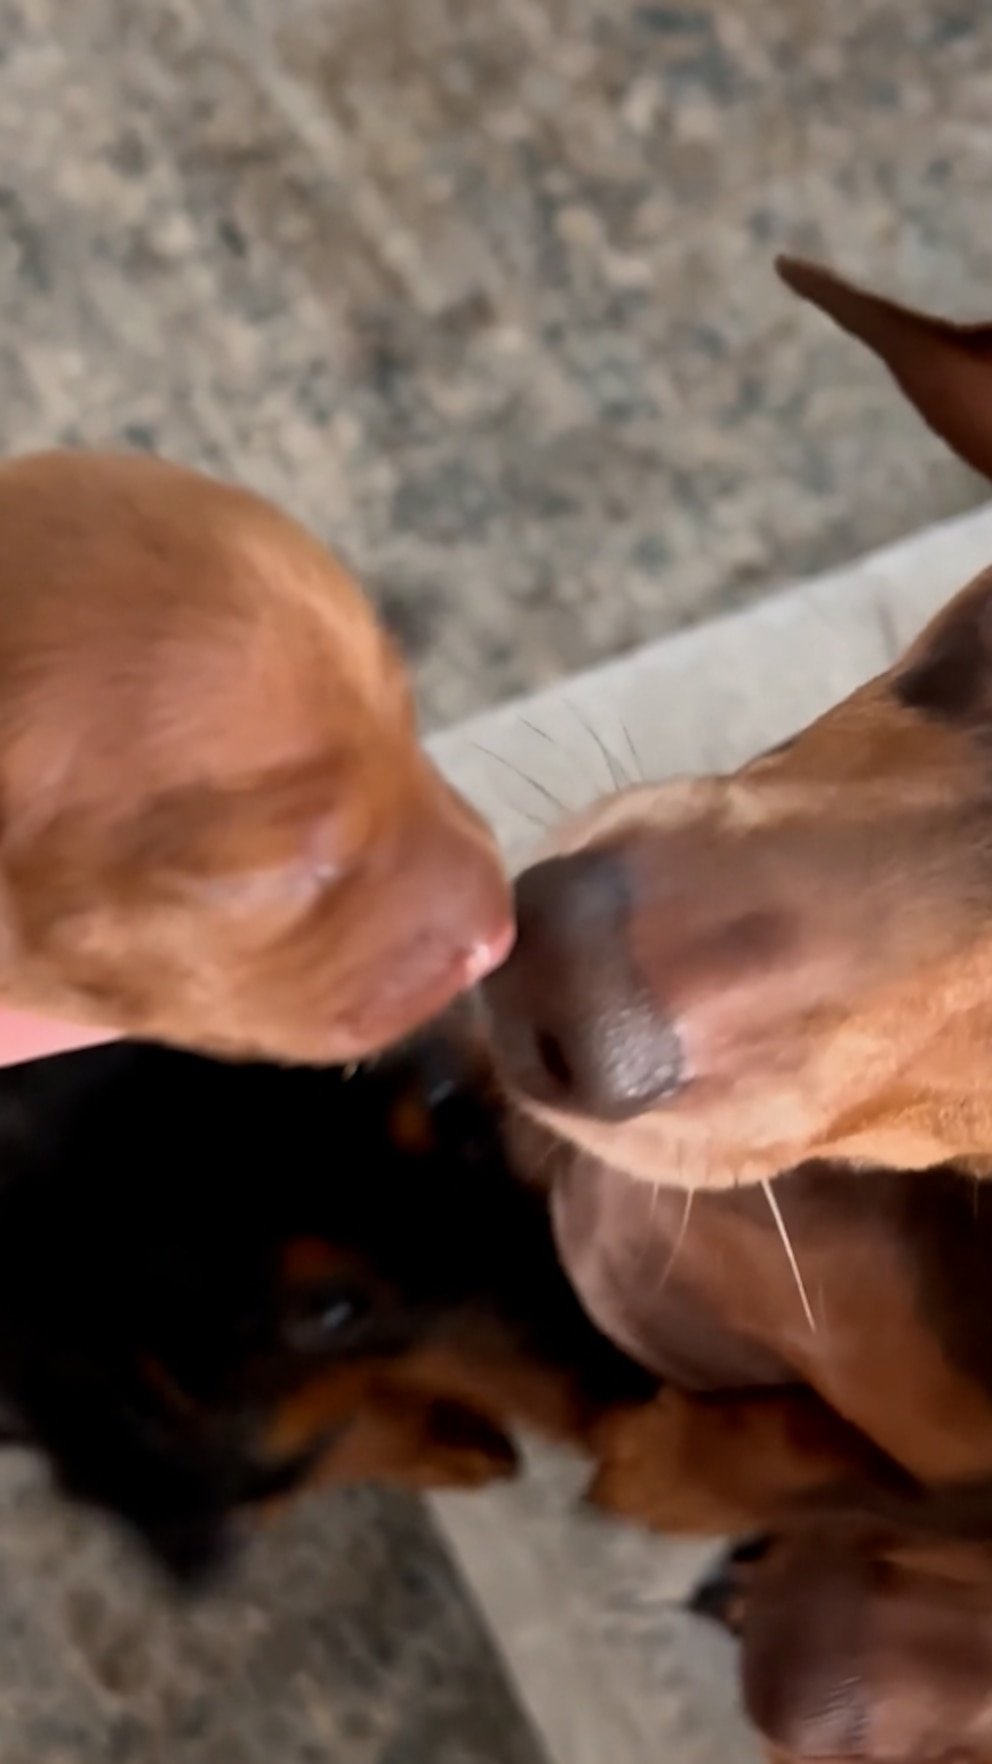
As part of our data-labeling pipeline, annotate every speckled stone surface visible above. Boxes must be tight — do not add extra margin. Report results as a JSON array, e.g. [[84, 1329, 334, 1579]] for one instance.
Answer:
[[0, 1455, 546, 1764], [2, 0, 991, 727], [2, 1, 992, 1759]]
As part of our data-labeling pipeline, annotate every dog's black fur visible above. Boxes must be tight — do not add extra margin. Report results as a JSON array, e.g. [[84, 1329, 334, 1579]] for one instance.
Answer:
[[0, 1027, 650, 1578]]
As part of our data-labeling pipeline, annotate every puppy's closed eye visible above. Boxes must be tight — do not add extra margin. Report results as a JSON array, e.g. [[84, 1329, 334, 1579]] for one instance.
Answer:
[[198, 856, 347, 919], [122, 754, 365, 911]]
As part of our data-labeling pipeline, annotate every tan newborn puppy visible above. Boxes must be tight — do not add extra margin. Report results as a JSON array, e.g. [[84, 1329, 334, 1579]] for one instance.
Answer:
[[0, 452, 510, 1064]]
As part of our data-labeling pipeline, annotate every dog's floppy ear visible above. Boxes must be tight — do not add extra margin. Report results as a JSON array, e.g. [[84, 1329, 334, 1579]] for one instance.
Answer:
[[777, 255, 992, 482], [741, 1529, 992, 1764]]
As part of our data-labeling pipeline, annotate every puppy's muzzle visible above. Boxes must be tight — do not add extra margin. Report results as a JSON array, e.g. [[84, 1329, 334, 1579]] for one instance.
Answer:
[[484, 849, 683, 1120]]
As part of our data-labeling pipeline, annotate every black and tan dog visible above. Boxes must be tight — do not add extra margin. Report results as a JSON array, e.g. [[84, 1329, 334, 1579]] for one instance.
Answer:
[[0, 1019, 652, 1580], [6, 1012, 992, 1764]]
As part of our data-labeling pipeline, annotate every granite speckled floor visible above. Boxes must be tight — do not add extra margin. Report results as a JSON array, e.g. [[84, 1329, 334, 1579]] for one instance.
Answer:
[[3, 0, 991, 732], [0, 1458, 544, 1764], [1, 1, 991, 1759]]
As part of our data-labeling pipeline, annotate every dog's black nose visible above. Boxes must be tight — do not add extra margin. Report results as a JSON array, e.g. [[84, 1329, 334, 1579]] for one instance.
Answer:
[[483, 848, 682, 1120]]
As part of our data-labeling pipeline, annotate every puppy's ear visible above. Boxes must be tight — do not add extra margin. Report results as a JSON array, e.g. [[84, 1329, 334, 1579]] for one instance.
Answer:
[[777, 255, 992, 481]]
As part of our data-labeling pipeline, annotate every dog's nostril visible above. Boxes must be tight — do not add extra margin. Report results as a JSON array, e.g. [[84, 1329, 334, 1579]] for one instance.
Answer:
[[536, 1029, 572, 1089], [485, 845, 686, 1120]]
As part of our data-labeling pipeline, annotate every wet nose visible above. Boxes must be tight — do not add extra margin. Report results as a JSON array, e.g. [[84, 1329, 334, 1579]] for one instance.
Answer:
[[415, 779, 515, 989], [483, 848, 682, 1120], [344, 768, 514, 1055]]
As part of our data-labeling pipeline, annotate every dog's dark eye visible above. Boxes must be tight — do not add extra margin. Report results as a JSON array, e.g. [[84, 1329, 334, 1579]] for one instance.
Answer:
[[319, 1295, 357, 1332], [283, 1283, 372, 1355]]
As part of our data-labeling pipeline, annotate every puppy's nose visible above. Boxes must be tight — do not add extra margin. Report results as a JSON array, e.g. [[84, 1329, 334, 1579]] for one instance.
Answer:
[[353, 774, 515, 1051], [483, 848, 682, 1120], [461, 923, 515, 987], [414, 784, 515, 988]]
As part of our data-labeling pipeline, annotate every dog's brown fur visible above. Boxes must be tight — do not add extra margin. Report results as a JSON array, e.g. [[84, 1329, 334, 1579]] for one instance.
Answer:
[[0, 452, 510, 1061], [735, 1526, 992, 1764], [489, 266, 992, 1192], [483, 263, 992, 1763], [492, 630, 992, 1190]]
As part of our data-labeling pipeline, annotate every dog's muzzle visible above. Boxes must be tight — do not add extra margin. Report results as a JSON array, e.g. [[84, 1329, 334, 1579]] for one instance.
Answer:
[[483, 848, 683, 1121]]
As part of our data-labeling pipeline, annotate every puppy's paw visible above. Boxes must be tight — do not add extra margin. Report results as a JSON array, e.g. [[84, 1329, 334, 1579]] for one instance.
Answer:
[[584, 1394, 720, 1532]]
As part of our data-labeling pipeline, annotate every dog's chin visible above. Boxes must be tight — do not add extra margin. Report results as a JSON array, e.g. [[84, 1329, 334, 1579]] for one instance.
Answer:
[[501, 1077, 770, 1193], [495, 1080, 663, 1182]]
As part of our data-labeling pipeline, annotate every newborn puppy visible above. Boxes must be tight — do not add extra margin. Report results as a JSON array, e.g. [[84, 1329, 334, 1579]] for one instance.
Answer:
[[0, 452, 510, 1063], [0, 1024, 650, 1577]]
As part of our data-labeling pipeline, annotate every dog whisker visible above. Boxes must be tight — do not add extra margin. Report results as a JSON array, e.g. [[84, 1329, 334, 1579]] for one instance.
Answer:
[[636, 1179, 661, 1278], [639, 1175, 694, 1293], [762, 1179, 817, 1333], [517, 714, 558, 749], [489, 784, 548, 830], [469, 742, 570, 817], [565, 697, 629, 790], [617, 716, 644, 783], [659, 1186, 694, 1294], [465, 744, 549, 828]]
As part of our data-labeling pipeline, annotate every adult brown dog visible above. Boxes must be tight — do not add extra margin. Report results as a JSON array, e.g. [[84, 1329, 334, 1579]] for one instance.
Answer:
[[489, 260, 992, 1192], [483, 262, 992, 1762], [0, 452, 510, 1063]]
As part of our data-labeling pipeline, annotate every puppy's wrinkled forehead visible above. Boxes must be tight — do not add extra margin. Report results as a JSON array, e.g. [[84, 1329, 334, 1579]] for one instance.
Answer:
[[0, 450, 513, 1066], [0, 451, 403, 812]]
